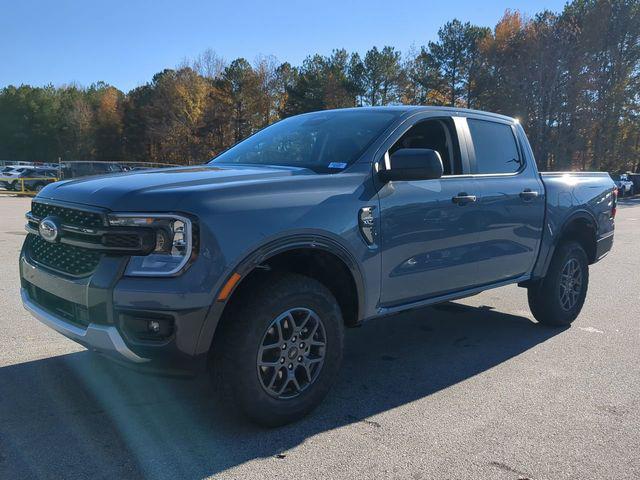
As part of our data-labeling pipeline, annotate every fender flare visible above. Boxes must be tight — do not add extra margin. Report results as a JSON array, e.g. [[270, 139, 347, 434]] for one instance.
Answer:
[[194, 233, 366, 356], [532, 208, 598, 280]]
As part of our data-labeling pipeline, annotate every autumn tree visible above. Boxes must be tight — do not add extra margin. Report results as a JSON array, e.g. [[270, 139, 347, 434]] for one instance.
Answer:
[[401, 45, 444, 105], [190, 48, 227, 79], [0, 0, 638, 172], [87, 82, 125, 161], [272, 62, 297, 118], [565, 0, 640, 171]]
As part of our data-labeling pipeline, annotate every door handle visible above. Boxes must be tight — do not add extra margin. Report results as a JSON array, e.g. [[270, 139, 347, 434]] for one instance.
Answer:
[[519, 189, 539, 201], [452, 193, 477, 205]]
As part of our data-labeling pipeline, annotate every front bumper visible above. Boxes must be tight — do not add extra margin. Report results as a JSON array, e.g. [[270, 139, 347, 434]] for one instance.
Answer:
[[21, 288, 148, 363], [19, 248, 214, 373]]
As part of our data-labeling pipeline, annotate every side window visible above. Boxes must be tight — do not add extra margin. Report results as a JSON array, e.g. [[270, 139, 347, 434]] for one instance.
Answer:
[[389, 118, 462, 175], [468, 119, 521, 174]]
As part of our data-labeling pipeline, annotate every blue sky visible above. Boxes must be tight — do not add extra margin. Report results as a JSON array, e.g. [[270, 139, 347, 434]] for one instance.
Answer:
[[2, 0, 567, 92]]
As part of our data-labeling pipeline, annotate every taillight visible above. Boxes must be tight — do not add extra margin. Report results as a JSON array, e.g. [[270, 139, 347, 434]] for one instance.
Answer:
[[612, 188, 618, 219]]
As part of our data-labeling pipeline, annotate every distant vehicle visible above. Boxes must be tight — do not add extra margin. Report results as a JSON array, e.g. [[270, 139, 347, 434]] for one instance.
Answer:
[[1, 165, 28, 174], [21, 106, 616, 426], [0, 167, 32, 189], [60, 162, 124, 179], [612, 174, 634, 196], [24, 168, 59, 192], [0, 167, 58, 191], [2, 161, 34, 167], [41, 163, 61, 170]]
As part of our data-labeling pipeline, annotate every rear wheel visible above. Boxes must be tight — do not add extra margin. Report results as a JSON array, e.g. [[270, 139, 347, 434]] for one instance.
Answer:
[[527, 241, 589, 326], [210, 273, 344, 426]]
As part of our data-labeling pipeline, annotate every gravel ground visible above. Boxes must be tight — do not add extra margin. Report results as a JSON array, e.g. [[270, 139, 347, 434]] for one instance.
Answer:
[[1, 195, 639, 480]]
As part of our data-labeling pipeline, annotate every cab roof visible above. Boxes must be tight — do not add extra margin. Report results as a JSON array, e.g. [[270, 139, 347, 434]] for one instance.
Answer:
[[317, 105, 516, 123]]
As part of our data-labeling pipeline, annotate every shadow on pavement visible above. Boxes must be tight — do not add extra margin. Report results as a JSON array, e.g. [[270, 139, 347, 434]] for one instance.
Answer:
[[0, 302, 564, 479]]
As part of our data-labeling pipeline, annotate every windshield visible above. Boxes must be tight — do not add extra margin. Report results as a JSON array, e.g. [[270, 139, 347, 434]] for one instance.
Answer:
[[210, 110, 401, 173]]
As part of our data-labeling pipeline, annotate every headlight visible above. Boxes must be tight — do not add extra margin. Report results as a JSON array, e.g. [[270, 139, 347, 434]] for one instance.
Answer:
[[107, 213, 195, 276]]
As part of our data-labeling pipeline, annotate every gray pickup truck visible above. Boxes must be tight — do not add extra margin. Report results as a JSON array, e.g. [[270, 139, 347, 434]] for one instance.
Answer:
[[20, 107, 616, 426]]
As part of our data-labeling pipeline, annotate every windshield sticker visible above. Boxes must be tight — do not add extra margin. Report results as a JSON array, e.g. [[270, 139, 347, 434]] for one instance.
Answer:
[[328, 162, 347, 169]]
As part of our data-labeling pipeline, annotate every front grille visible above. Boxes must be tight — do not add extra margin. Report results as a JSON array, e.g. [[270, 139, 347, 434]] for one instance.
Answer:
[[31, 201, 104, 229], [28, 234, 102, 276]]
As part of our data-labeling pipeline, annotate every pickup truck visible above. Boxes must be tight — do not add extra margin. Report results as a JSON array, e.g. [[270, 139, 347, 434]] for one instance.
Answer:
[[19, 106, 616, 426]]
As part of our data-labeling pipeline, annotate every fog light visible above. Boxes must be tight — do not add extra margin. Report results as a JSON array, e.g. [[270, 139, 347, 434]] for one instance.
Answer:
[[120, 312, 174, 341], [148, 320, 161, 333]]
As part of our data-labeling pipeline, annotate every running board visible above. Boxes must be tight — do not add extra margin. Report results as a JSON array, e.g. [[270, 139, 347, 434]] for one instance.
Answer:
[[372, 274, 531, 320]]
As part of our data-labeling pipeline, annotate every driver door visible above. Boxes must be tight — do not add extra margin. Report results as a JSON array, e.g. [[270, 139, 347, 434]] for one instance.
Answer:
[[378, 116, 484, 306]]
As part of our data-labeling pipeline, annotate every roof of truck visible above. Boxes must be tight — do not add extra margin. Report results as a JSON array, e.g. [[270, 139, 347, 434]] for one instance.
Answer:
[[315, 105, 516, 123]]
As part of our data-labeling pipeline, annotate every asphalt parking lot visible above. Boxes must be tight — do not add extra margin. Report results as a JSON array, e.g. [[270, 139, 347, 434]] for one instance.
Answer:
[[1, 195, 639, 480]]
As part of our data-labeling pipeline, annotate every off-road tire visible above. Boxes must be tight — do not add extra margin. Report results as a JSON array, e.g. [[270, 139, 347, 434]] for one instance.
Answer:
[[528, 241, 589, 326], [210, 273, 344, 427]]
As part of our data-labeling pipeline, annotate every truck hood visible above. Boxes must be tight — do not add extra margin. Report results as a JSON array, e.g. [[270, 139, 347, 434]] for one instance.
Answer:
[[36, 164, 313, 211]]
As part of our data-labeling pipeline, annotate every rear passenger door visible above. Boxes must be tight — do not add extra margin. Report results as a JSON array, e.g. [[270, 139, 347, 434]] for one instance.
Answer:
[[464, 117, 545, 284]]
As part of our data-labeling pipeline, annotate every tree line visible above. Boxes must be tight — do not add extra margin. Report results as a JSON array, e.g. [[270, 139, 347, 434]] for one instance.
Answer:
[[1, 0, 638, 173]]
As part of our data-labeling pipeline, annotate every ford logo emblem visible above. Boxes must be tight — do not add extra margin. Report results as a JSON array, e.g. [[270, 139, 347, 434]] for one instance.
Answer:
[[39, 217, 60, 243]]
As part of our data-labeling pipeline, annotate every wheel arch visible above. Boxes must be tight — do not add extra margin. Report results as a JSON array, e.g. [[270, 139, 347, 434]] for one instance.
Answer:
[[532, 209, 599, 282], [556, 210, 598, 264], [195, 234, 366, 356]]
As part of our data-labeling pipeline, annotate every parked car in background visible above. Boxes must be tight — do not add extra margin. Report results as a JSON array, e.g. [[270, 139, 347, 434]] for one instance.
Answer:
[[1, 165, 28, 175], [1, 167, 33, 190], [24, 168, 59, 192], [0, 167, 58, 191], [60, 161, 124, 179], [612, 173, 634, 196], [21, 106, 616, 426]]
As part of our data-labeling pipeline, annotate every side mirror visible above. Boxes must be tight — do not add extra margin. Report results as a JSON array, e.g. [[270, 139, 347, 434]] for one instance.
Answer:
[[378, 148, 443, 182]]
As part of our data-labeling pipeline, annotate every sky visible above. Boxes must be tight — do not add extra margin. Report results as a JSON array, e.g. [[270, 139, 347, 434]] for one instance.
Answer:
[[1, 0, 568, 92]]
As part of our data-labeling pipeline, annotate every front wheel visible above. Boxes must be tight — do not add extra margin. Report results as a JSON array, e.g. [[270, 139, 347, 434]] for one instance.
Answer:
[[210, 273, 344, 426], [527, 241, 589, 326]]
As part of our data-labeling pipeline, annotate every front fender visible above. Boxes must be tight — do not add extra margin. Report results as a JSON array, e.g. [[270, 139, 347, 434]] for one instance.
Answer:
[[193, 230, 371, 357]]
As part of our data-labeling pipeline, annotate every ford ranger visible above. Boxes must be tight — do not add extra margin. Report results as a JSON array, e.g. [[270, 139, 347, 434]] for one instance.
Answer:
[[19, 106, 616, 426]]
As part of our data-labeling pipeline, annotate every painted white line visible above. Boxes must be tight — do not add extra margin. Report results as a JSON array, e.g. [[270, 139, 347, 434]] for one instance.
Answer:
[[579, 326, 603, 334]]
